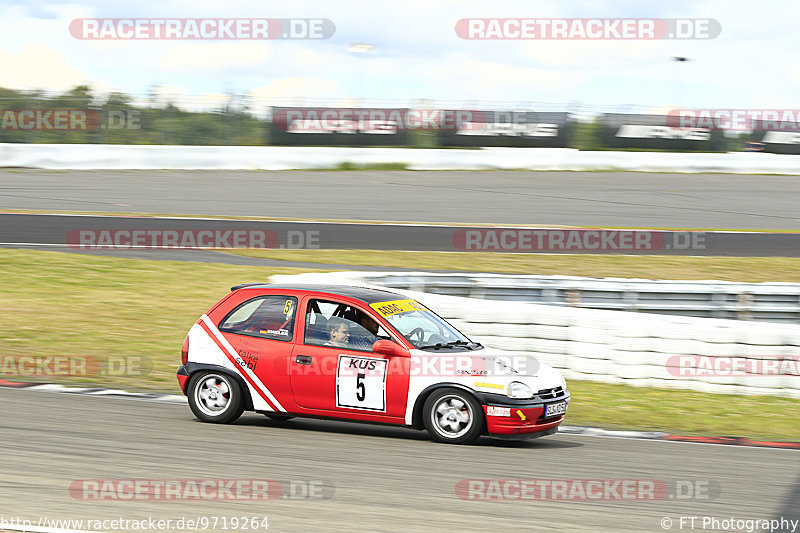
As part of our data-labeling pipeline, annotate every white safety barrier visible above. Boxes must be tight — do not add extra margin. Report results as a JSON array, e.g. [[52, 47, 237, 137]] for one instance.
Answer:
[[271, 271, 800, 399], [3, 143, 800, 173], [359, 273, 800, 323]]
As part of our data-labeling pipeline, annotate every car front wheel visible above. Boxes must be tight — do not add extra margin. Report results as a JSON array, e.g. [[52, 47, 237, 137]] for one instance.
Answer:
[[423, 388, 484, 444], [187, 371, 245, 424]]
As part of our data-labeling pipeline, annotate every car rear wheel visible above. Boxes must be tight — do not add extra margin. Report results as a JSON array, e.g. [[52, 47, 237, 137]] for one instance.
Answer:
[[187, 371, 244, 424], [423, 388, 484, 444]]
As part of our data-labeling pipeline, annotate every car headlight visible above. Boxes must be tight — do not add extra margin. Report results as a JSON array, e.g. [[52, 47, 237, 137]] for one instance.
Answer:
[[507, 381, 533, 399]]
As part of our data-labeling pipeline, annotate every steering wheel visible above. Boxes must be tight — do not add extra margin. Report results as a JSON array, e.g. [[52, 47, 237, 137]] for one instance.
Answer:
[[407, 327, 426, 346]]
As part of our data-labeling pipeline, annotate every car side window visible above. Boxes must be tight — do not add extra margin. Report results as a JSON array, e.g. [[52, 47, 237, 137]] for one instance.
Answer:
[[304, 299, 391, 351], [219, 295, 297, 342]]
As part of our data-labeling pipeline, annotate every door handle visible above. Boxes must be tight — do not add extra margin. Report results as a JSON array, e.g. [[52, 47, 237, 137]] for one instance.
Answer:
[[296, 355, 312, 365]]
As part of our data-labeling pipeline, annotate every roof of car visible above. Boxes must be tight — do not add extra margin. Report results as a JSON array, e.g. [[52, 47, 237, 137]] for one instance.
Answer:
[[230, 283, 405, 304]]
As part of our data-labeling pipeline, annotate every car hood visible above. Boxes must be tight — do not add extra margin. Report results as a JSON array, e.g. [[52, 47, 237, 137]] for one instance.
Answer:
[[409, 347, 566, 397]]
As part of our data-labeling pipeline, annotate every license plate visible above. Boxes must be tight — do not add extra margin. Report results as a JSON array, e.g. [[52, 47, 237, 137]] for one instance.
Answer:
[[545, 401, 567, 417]]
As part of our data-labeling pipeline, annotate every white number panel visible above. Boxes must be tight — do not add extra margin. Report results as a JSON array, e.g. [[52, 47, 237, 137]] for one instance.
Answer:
[[336, 355, 388, 412]]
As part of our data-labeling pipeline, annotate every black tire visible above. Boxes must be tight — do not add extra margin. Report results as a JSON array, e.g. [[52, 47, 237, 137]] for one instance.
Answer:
[[264, 413, 295, 422], [187, 371, 245, 424], [422, 388, 484, 444]]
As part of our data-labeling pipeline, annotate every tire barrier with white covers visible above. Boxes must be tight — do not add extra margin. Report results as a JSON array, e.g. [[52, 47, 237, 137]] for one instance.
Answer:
[[356, 272, 800, 323], [4, 143, 800, 173], [271, 272, 800, 399]]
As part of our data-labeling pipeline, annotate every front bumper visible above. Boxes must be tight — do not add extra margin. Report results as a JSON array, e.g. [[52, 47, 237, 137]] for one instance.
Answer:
[[479, 391, 570, 438], [491, 427, 559, 441]]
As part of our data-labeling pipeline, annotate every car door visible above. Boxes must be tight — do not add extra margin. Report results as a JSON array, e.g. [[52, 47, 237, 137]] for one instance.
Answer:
[[217, 293, 299, 412], [289, 297, 410, 419]]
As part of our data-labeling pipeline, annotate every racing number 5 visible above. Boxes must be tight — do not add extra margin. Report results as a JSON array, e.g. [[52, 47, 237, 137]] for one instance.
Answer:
[[336, 356, 388, 412], [356, 373, 366, 401]]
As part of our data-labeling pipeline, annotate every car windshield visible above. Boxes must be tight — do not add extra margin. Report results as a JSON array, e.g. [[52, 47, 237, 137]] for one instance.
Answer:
[[369, 298, 478, 350]]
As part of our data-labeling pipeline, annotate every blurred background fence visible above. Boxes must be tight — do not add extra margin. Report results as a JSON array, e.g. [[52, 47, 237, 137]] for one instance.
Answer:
[[0, 85, 771, 152]]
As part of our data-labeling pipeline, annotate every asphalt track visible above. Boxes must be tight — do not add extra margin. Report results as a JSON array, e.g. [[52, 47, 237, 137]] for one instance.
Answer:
[[3, 213, 800, 257], [2, 169, 800, 229], [1, 388, 798, 533]]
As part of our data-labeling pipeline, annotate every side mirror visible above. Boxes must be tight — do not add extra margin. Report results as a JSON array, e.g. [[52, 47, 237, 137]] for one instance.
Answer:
[[372, 339, 410, 357]]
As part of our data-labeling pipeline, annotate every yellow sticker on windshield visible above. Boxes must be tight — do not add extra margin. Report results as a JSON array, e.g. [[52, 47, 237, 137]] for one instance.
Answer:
[[370, 299, 426, 318]]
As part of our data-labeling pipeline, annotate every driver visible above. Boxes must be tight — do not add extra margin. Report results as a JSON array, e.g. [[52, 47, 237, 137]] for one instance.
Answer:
[[360, 314, 379, 336], [325, 317, 351, 348], [350, 313, 381, 350]]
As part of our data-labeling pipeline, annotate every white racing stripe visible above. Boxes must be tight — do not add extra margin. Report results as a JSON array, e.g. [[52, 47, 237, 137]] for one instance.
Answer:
[[199, 314, 286, 412]]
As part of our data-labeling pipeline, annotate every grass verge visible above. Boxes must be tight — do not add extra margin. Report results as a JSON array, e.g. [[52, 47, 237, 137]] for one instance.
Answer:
[[565, 381, 799, 441], [1, 248, 797, 441], [0, 249, 321, 390], [223, 249, 800, 283], [330, 162, 410, 171]]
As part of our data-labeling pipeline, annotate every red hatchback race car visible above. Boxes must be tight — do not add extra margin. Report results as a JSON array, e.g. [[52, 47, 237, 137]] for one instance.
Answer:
[[177, 284, 569, 444]]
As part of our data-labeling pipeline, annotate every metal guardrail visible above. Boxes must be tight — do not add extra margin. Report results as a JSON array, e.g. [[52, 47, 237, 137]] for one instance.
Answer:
[[364, 274, 800, 323]]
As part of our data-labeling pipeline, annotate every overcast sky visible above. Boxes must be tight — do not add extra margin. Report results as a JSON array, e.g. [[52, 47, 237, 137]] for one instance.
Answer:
[[0, 0, 796, 112]]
